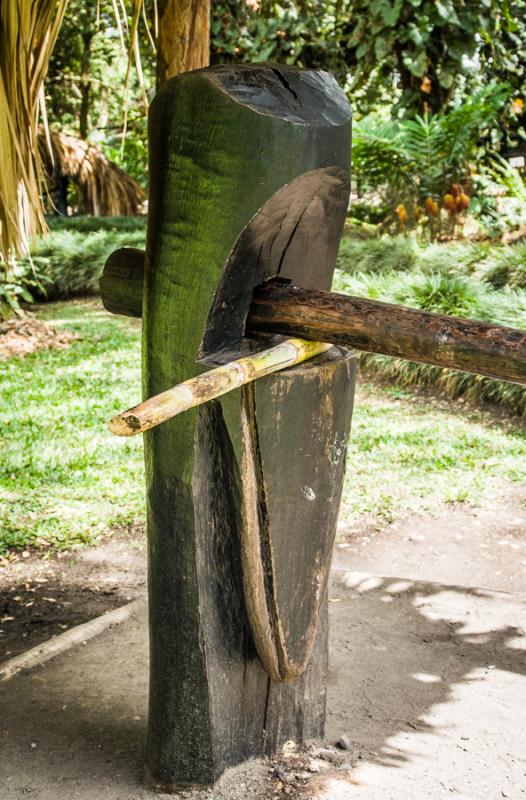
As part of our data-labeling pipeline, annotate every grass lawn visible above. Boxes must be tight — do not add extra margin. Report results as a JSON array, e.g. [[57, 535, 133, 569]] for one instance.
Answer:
[[1, 300, 525, 553], [344, 382, 526, 523], [0, 300, 143, 552]]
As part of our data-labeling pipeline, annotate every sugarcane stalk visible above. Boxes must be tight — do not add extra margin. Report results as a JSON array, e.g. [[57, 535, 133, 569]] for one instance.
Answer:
[[109, 337, 331, 436]]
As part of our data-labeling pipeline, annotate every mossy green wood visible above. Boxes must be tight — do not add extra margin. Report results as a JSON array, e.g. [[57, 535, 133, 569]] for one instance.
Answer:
[[143, 65, 354, 789]]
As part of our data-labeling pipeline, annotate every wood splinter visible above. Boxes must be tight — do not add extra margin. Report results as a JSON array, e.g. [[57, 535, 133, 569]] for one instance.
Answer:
[[109, 337, 331, 436]]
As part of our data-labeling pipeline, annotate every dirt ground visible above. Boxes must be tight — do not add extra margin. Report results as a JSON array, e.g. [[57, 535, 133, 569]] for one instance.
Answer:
[[2, 483, 525, 661], [1, 562, 524, 799], [0, 525, 146, 660], [0, 315, 79, 359], [0, 483, 525, 799], [335, 482, 526, 595]]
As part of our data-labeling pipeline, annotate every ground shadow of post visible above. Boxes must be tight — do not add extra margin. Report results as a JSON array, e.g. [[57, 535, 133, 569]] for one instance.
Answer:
[[0, 574, 524, 796]]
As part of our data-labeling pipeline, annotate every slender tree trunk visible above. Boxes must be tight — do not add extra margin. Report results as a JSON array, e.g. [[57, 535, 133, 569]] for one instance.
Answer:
[[156, 0, 210, 87], [79, 31, 92, 139]]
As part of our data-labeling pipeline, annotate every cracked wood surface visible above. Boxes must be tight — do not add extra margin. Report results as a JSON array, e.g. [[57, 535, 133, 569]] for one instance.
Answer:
[[247, 283, 526, 386], [137, 65, 354, 789]]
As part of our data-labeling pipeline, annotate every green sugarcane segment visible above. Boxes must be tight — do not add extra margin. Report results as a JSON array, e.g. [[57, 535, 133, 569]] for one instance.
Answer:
[[108, 338, 331, 436]]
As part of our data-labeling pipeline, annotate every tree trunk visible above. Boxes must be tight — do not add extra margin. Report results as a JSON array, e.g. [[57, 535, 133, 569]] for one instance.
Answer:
[[141, 65, 354, 789], [79, 31, 92, 139], [156, 0, 210, 86]]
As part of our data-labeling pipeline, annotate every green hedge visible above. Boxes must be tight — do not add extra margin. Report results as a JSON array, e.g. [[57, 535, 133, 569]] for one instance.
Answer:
[[337, 235, 526, 288], [25, 216, 146, 300], [17, 218, 526, 416], [334, 238, 526, 416]]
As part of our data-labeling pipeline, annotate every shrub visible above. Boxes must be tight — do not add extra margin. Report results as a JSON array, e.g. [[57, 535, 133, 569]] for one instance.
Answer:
[[337, 234, 526, 291], [352, 83, 510, 235], [397, 273, 486, 318], [480, 242, 526, 289], [0, 264, 42, 319], [20, 217, 147, 300], [46, 215, 147, 233], [333, 252, 526, 416], [336, 236, 418, 274]]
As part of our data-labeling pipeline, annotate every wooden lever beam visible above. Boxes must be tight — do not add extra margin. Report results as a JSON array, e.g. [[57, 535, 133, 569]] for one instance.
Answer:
[[247, 282, 526, 386], [100, 253, 526, 386]]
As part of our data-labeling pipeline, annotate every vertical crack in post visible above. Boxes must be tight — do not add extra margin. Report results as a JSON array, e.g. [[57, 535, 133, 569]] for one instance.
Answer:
[[240, 383, 288, 682], [262, 676, 272, 752]]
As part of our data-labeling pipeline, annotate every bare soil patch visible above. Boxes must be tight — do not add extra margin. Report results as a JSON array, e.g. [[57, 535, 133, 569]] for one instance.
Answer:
[[0, 525, 146, 660], [2, 482, 525, 666], [336, 482, 526, 595], [0, 314, 79, 359]]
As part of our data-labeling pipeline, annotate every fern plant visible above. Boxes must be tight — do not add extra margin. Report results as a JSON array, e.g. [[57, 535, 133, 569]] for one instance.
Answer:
[[352, 83, 510, 229]]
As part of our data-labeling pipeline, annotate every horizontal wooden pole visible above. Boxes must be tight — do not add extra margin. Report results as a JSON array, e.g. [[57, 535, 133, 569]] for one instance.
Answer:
[[99, 249, 526, 386], [100, 247, 144, 318], [247, 282, 526, 386], [109, 338, 331, 436]]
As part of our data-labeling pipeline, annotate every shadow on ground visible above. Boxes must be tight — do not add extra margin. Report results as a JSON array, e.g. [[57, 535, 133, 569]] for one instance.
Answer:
[[326, 572, 525, 798], [0, 573, 525, 799]]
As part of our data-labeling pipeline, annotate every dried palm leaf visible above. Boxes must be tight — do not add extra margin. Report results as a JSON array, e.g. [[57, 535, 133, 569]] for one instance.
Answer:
[[39, 128, 145, 216], [0, 0, 68, 262]]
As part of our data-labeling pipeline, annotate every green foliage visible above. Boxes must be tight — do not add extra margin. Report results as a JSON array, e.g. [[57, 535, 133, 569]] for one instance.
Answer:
[[400, 273, 486, 317], [211, 0, 526, 123], [212, 1, 348, 78], [490, 156, 526, 231], [352, 84, 510, 228], [0, 265, 43, 320], [45, 0, 153, 188], [0, 301, 143, 553], [481, 242, 526, 289], [469, 157, 526, 236], [46, 215, 147, 233], [343, 381, 526, 520], [19, 217, 146, 301], [38, 0, 526, 205], [342, 0, 526, 117], [337, 235, 418, 273], [334, 235, 526, 415]]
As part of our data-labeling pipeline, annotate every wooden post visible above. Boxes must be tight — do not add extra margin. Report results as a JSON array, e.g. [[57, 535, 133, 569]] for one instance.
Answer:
[[101, 65, 355, 790], [98, 63, 526, 793]]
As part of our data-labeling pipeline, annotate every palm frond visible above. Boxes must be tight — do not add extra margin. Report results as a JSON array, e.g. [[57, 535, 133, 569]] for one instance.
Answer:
[[39, 128, 145, 216], [0, 0, 152, 265], [352, 84, 511, 207], [0, 0, 68, 262]]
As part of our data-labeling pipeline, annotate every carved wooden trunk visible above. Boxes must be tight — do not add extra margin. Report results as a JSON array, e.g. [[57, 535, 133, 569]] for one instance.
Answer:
[[104, 64, 356, 790]]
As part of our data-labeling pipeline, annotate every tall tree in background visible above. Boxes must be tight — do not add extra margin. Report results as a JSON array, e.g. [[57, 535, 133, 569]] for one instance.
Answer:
[[214, 0, 525, 119], [157, 0, 210, 85], [0, 0, 211, 262], [341, 0, 526, 116]]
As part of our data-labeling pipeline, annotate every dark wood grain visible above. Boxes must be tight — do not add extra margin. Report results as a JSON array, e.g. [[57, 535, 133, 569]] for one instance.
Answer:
[[142, 64, 354, 789], [99, 247, 144, 318], [100, 250, 526, 388], [248, 282, 526, 385]]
